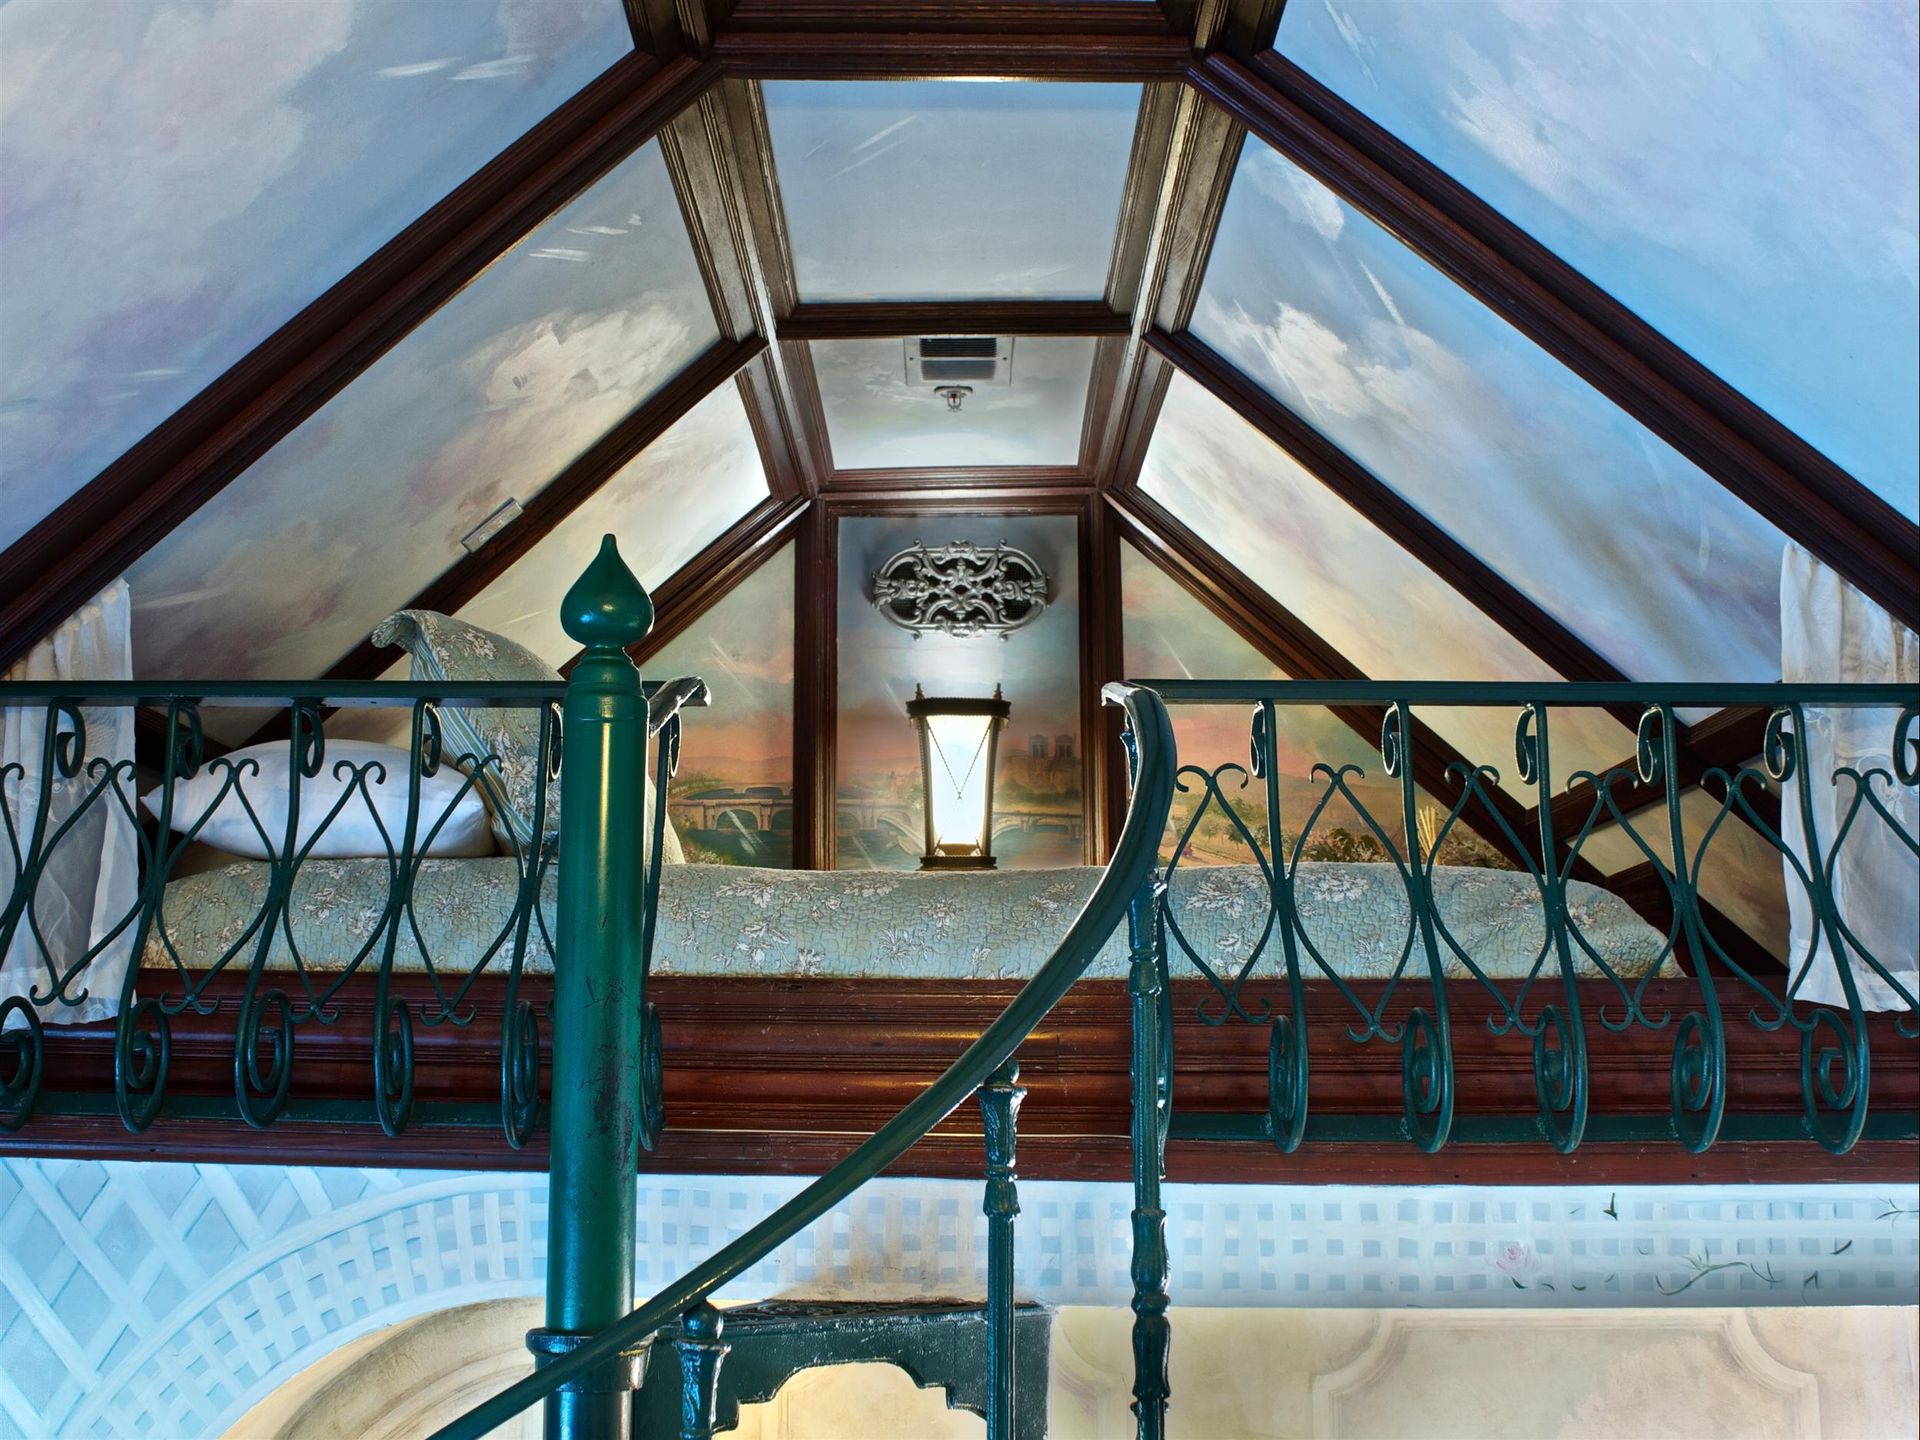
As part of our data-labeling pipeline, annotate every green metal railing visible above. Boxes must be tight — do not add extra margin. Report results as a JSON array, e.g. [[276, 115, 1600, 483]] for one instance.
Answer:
[[1117, 678, 1917, 1439], [9, 539, 1914, 1440], [0, 557, 706, 1149], [428, 676, 1178, 1439]]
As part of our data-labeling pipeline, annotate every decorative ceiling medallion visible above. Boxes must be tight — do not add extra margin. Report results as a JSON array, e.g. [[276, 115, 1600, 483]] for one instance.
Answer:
[[870, 540, 1050, 640]]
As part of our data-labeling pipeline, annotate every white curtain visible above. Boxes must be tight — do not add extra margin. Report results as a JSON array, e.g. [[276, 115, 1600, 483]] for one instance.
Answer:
[[1, 581, 137, 1027], [1780, 544, 1918, 1012]]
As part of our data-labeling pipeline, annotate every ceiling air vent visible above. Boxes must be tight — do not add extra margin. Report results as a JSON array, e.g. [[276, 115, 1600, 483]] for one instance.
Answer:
[[904, 336, 1014, 388]]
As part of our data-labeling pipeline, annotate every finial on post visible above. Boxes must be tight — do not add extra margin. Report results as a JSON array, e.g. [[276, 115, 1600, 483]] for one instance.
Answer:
[[561, 535, 654, 650]]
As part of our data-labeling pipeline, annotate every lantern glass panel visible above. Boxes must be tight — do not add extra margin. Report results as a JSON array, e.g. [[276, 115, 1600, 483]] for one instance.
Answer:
[[923, 710, 1001, 857]]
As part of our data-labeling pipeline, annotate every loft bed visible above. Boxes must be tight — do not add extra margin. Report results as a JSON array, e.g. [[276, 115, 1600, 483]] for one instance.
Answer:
[[4, 545, 1915, 1439], [1, 649, 1911, 1177]]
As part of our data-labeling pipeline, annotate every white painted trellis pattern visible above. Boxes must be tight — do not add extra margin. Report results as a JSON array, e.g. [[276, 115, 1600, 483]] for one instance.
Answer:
[[0, 1160, 1914, 1439]]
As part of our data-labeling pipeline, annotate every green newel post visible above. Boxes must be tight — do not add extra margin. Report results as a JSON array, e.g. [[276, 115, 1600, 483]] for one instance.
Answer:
[[533, 536, 655, 1440]]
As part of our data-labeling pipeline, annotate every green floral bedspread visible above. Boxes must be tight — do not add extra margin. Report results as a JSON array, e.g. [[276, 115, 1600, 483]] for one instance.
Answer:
[[140, 860, 1666, 982]]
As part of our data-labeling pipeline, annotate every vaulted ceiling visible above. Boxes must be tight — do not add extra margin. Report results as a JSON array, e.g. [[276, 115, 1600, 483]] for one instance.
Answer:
[[1, 0, 1915, 905]]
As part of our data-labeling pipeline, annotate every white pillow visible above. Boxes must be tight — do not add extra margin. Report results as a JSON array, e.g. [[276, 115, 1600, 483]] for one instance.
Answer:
[[142, 739, 493, 860]]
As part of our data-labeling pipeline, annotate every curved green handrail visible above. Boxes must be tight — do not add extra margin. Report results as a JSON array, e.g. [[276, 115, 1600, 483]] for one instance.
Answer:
[[429, 680, 1176, 1440]]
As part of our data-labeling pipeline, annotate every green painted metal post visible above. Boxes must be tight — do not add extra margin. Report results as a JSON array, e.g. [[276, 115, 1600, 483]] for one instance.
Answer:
[[978, 1057, 1025, 1440], [1125, 873, 1171, 1440], [534, 537, 655, 1440]]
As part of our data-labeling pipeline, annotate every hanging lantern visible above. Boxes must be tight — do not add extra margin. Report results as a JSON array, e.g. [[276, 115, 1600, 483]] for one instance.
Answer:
[[906, 684, 1011, 870]]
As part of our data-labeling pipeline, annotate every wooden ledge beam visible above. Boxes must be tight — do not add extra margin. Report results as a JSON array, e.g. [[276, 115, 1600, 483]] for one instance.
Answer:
[[783, 302, 1131, 342], [719, 1, 1182, 38], [9, 974, 1911, 1183], [0, 52, 719, 674], [1186, 51, 1920, 632], [713, 28, 1192, 81]]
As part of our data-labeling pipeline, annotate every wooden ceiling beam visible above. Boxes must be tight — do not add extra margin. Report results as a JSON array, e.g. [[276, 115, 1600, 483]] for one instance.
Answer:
[[819, 469, 1092, 498], [1082, 79, 1191, 490], [662, 89, 809, 498], [0, 51, 718, 674], [719, 1, 1182, 38], [713, 27, 1191, 82], [1187, 50, 1920, 632], [783, 302, 1130, 342], [701, 78, 833, 495], [1096, 86, 1246, 497]]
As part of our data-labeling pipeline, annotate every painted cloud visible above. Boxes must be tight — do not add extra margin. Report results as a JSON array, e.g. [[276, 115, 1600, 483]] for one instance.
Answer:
[[1282, 0, 1919, 519], [1193, 138, 1789, 685], [126, 141, 717, 682], [0, 0, 622, 552]]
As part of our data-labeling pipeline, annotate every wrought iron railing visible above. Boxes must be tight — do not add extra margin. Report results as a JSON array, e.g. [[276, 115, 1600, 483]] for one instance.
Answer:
[[1108, 678, 1919, 1439], [1134, 680, 1918, 1151], [428, 680, 1177, 1440], [0, 668, 705, 1146]]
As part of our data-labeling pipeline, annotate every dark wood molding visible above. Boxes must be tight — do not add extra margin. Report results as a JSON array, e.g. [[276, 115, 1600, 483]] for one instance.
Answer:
[[1075, 500, 1118, 863], [783, 302, 1131, 342], [713, 27, 1191, 81], [708, 78, 833, 496], [791, 501, 838, 868], [1089, 500, 1133, 859], [1187, 51, 1920, 632], [720, 1, 1180, 37], [1217, 0, 1288, 57], [9, 973, 1912, 1182], [310, 337, 764, 688], [1148, 328, 1647, 726], [0, 52, 719, 675], [821, 468, 1092, 496], [625, 0, 685, 55]]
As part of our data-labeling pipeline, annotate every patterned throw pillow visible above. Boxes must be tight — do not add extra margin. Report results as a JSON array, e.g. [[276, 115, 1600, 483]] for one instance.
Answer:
[[371, 610, 683, 863]]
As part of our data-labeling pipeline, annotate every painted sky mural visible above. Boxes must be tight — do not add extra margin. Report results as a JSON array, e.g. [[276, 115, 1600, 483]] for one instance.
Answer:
[[127, 139, 716, 683], [1138, 370, 1635, 799], [761, 80, 1142, 301], [647, 547, 796, 869], [1193, 135, 1792, 685], [0, 0, 626, 554], [455, 385, 770, 666], [812, 337, 1096, 470], [836, 515, 1084, 870], [1121, 543, 1499, 869], [1280, 0, 1920, 522]]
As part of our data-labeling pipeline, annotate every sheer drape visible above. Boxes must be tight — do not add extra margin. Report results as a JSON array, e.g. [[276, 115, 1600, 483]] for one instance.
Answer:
[[1, 581, 137, 1026], [1780, 545, 1918, 1012]]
